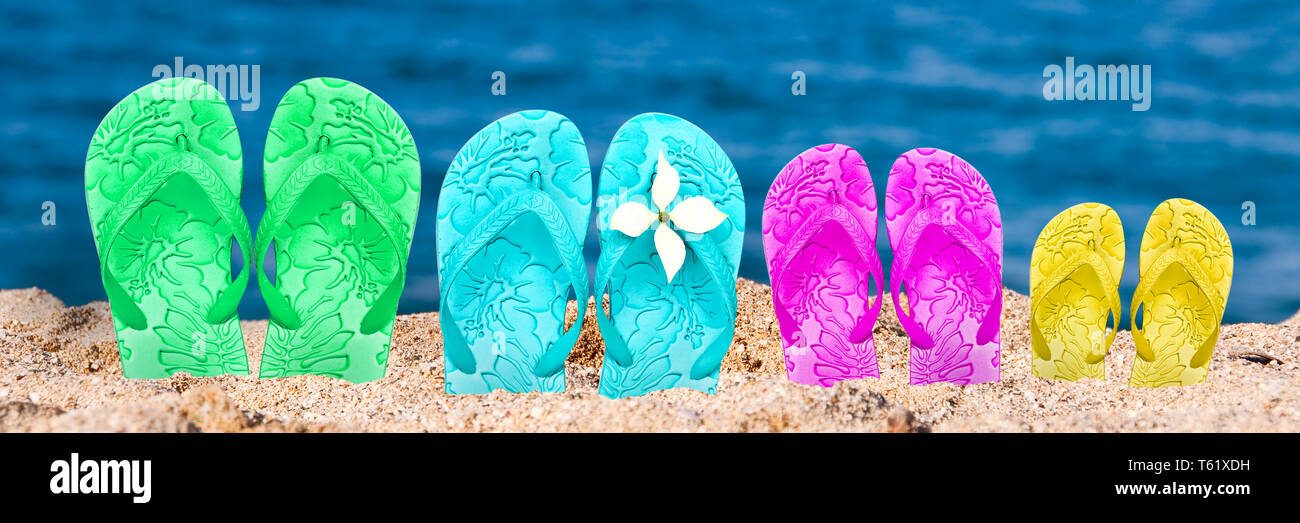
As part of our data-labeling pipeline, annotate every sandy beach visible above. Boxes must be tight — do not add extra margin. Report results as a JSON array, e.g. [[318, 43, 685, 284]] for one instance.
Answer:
[[0, 278, 1295, 433]]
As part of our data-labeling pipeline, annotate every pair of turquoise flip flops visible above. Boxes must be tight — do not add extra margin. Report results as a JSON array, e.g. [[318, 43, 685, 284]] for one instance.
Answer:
[[437, 111, 746, 398], [87, 77, 419, 382]]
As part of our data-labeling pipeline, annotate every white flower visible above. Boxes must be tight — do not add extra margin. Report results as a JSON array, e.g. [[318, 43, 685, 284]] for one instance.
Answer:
[[609, 150, 728, 283]]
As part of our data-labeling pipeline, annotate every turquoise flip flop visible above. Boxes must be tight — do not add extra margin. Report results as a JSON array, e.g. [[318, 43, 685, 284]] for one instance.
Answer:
[[437, 110, 593, 394], [595, 113, 745, 398], [85, 77, 252, 378], [256, 78, 421, 383]]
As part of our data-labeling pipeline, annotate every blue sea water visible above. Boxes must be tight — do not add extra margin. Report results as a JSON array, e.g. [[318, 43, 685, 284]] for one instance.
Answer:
[[1, 0, 1297, 323]]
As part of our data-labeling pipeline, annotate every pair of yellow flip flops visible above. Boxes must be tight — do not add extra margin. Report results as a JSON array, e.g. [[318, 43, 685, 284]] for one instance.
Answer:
[[1030, 199, 1233, 387]]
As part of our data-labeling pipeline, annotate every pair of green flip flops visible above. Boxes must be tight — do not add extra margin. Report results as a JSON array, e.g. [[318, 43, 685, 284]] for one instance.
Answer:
[[86, 77, 419, 382]]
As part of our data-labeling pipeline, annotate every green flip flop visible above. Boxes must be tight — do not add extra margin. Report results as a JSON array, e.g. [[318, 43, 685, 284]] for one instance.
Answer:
[[256, 78, 421, 382], [85, 77, 253, 378]]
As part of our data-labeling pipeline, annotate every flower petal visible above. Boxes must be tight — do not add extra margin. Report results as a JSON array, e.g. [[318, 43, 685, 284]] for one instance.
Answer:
[[609, 201, 657, 237], [669, 196, 728, 234], [654, 224, 686, 283], [651, 150, 679, 211]]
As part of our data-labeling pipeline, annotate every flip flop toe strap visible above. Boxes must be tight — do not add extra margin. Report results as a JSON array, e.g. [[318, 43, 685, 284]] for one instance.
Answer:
[[595, 227, 738, 380], [99, 152, 253, 331], [769, 204, 884, 346], [683, 234, 739, 379], [593, 238, 635, 367], [889, 207, 1002, 350], [1029, 250, 1123, 363], [255, 153, 409, 334], [438, 190, 588, 377], [1130, 248, 1224, 368]]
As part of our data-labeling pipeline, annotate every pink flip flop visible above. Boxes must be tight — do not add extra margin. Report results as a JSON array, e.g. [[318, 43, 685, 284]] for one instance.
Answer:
[[763, 144, 884, 386], [885, 148, 1003, 385]]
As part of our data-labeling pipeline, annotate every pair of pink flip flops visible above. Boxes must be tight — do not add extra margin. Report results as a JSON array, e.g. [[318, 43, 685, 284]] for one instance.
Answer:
[[763, 145, 1003, 387]]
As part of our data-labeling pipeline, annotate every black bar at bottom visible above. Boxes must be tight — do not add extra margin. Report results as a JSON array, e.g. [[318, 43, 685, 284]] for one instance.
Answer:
[[0, 433, 1286, 512]]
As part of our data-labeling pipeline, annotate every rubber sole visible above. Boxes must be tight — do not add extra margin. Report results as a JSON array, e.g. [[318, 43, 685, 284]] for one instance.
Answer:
[[595, 113, 745, 399], [1129, 198, 1233, 387], [437, 110, 592, 394], [258, 78, 420, 383], [85, 77, 250, 378], [885, 148, 1003, 386], [1030, 203, 1125, 380], [763, 144, 883, 386]]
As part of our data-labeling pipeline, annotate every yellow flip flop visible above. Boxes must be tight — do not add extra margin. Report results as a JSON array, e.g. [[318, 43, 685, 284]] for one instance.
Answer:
[[1030, 203, 1125, 380], [1129, 198, 1233, 387]]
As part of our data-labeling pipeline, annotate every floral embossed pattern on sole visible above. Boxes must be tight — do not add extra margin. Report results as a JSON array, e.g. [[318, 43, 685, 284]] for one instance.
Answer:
[[257, 78, 420, 383], [1030, 203, 1125, 380], [437, 110, 592, 394], [85, 78, 252, 378], [885, 148, 1003, 385], [763, 144, 884, 386], [1129, 199, 1233, 387], [595, 113, 745, 399]]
